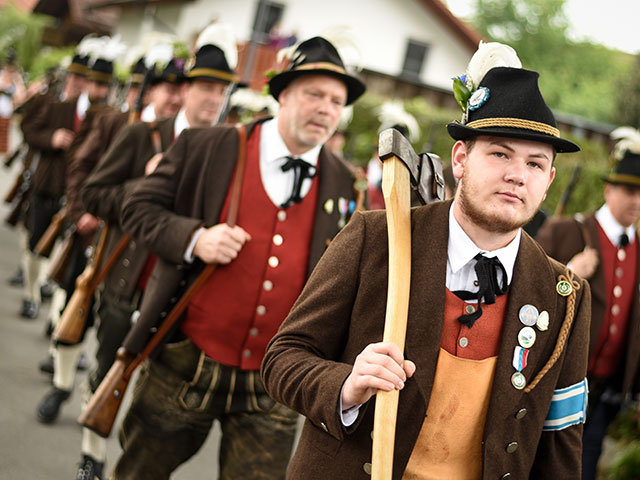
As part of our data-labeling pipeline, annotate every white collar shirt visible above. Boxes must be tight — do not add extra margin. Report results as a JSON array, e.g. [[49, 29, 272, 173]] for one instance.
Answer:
[[141, 103, 156, 122], [76, 91, 90, 121], [174, 108, 190, 138], [259, 117, 322, 207], [595, 203, 636, 247], [446, 202, 521, 296]]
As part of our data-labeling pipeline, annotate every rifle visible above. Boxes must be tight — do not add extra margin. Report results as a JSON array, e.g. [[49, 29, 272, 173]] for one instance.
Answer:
[[79, 124, 248, 438], [4, 168, 32, 227], [554, 164, 582, 217], [34, 207, 68, 257], [4, 142, 27, 168], [48, 226, 78, 286]]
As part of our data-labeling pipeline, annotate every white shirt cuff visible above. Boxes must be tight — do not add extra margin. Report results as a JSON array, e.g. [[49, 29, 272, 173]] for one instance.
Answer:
[[339, 385, 361, 427], [184, 227, 206, 263]]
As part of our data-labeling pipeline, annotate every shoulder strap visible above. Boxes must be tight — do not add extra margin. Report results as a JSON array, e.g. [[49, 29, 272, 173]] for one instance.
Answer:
[[148, 120, 163, 154], [573, 213, 593, 249]]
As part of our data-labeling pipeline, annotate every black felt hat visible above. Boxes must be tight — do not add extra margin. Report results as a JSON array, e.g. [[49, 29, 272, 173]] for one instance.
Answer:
[[603, 150, 640, 187], [87, 58, 114, 84], [150, 58, 186, 86], [186, 44, 238, 83], [130, 58, 146, 85], [268, 36, 365, 105], [447, 67, 579, 153], [67, 53, 89, 76]]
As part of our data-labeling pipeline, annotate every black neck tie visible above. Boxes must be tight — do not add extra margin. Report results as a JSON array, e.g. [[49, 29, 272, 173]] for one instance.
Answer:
[[280, 156, 317, 209], [453, 253, 508, 328], [619, 233, 630, 248]]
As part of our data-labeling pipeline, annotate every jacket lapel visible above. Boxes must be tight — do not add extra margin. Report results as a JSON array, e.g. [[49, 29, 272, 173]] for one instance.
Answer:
[[159, 116, 175, 150], [485, 234, 561, 428]]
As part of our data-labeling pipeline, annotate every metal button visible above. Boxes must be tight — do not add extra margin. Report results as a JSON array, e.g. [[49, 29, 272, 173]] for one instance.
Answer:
[[363, 462, 372, 475], [320, 421, 328, 432], [277, 210, 287, 221], [618, 249, 626, 261], [268, 256, 279, 268], [613, 285, 623, 298], [243, 349, 251, 358], [130, 241, 136, 249], [459, 337, 469, 348], [610, 324, 618, 335], [616, 267, 624, 278], [118, 278, 126, 287], [506, 442, 518, 453], [612, 304, 620, 316], [256, 305, 266, 315], [473, 280, 479, 287], [179, 280, 186, 287], [263, 280, 273, 291], [249, 327, 259, 336], [122, 258, 130, 267], [273, 234, 283, 246], [500, 474, 512, 480], [515, 408, 527, 419], [170, 297, 177, 303], [465, 304, 476, 314]]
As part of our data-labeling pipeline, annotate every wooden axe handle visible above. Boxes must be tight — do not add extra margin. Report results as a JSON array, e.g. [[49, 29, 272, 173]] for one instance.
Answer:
[[372, 155, 412, 480]]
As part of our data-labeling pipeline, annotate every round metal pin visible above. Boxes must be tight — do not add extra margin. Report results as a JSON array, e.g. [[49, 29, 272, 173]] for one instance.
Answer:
[[518, 326, 536, 349], [556, 280, 572, 296], [536, 310, 549, 331], [511, 372, 526, 390], [519, 304, 539, 326]]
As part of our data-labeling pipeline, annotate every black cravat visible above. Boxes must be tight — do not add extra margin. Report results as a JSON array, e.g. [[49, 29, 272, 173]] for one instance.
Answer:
[[280, 156, 317, 208], [453, 253, 508, 328], [619, 233, 630, 247]]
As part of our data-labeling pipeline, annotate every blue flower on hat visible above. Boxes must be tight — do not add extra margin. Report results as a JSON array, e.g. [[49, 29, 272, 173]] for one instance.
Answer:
[[468, 87, 490, 111]]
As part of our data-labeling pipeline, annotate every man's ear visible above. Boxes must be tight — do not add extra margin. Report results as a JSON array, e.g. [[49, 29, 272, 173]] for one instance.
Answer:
[[451, 140, 468, 180]]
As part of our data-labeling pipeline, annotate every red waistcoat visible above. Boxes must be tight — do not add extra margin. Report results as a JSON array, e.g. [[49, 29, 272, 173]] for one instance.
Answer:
[[589, 224, 637, 377], [181, 124, 318, 370], [442, 289, 508, 360]]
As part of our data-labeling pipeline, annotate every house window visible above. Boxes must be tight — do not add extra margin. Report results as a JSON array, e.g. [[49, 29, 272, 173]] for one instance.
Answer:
[[401, 39, 430, 80], [251, 0, 285, 43]]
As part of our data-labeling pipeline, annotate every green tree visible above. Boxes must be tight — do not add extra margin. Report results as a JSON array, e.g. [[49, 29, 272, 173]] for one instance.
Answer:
[[613, 53, 640, 128], [0, 4, 51, 77]]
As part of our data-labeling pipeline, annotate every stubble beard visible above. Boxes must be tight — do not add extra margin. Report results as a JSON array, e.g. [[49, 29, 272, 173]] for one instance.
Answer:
[[457, 171, 540, 234]]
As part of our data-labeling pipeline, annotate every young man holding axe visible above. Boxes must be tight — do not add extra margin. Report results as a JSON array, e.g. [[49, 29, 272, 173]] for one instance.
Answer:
[[262, 42, 591, 479]]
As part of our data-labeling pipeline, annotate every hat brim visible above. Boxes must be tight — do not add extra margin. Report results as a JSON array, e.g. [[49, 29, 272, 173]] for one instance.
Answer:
[[447, 122, 580, 153], [602, 173, 640, 187], [269, 69, 365, 105]]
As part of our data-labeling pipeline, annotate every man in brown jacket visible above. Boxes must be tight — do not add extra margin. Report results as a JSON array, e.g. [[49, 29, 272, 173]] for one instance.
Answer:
[[536, 135, 640, 480], [110, 35, 365, 480], [262, 43, 591, 479]]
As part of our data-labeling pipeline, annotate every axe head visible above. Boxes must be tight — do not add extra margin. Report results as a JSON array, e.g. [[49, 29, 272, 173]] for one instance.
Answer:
[[378, 128, 445, 205]]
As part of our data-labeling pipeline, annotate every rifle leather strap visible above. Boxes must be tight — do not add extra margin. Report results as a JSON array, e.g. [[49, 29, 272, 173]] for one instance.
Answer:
[[125, 123, 248, 377], [148, 121, 163, 154]]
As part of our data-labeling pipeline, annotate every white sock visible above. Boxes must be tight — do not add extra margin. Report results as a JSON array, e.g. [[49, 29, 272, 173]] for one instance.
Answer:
[[81, 427, 107, 462], [53, 343, 83, 391], [22, 250, 41, 303]]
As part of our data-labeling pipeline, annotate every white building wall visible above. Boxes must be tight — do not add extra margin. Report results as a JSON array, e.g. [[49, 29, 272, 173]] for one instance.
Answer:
[[111, 0, 475, 91]]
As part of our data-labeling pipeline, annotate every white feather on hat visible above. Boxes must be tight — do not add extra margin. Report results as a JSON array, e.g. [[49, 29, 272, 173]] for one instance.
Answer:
[[195, 23, 237, 70], [145, 43, 174, 71], [76, 34, 102, 58], [376, 101, 420, 143], [123, 44, 146, 70], [100, 35, 127, 62], [466, 41, 522, 91], [610, 126, 640, 159]]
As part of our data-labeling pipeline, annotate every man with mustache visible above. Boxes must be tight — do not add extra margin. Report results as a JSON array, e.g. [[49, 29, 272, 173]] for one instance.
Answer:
[[110, 36, 365, 479], [536, 133, 640, 480], [262, 42, 591, 479]]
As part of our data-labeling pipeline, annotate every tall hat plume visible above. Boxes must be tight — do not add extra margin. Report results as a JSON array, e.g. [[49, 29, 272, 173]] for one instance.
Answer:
[[122, 44, 147, 84], [143, 34, 185, 86], [186, 23, 238, 83], [610, 126, 640, 160], [376, 101, 420, 143], [447, 41, 579, 153]]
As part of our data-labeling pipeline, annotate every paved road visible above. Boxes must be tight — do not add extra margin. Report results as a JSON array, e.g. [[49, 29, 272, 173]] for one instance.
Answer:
[[0, 124, 221, 479]]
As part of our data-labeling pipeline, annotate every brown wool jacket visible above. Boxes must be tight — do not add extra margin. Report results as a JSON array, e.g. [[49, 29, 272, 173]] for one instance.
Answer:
[[21, 98, 76, 199], [119, 119, 357, 354], [81, 116, 175, 299], [262, 200, 591, 480], [536, 213, 640, 398]]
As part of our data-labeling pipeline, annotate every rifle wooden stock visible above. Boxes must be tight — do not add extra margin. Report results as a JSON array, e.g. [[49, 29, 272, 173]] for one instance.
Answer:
[[78, 347, 135, 437], [48, 229, 77, 286], [78, 124, 248, 438], [5, 192, 26, 227], [4, 173, 23, 204], [53, 224, 110, 345], [34, 207, 67, 257]]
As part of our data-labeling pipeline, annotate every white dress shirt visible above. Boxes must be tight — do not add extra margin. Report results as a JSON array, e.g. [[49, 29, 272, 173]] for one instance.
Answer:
[[340, 202, 521, 426], [595, 203, 636, 247], [141, 103, 156, 122], [76, 91, 90, 121]]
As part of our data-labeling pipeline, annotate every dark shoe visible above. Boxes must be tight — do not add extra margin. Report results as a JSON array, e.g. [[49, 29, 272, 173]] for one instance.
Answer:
[[40, 282, 54, 300], [7, 268, 24, 287], [36, 387, 71, 423], [39, 354, 54, 375], [76, 454, 104, 480], [20, 299, 38, 319], [44, 320, 54, 338]]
